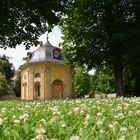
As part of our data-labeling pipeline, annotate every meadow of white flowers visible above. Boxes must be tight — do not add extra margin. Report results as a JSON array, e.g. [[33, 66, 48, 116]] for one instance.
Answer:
[[0, 98, 140, 140]]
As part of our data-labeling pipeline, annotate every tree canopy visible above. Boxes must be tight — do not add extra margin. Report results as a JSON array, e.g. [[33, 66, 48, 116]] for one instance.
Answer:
[[61, 0, 140, 96], [0, 72, 9, 97], [91, 66, 115, 94], [74, 66, 90, 97], [0, 0, 71, 49], [0, 55, 15, 82]]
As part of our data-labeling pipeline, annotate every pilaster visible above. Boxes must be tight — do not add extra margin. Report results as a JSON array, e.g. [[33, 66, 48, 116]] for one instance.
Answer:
[[40, 71, 45, 99], [28, 69, 34, 99], [47, 67, 51, 99]]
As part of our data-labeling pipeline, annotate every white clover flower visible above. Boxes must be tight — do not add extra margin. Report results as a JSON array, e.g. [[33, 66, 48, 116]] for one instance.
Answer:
[[50, 118, 55, 123], [128, 111, 133, 116], [53, 111, 61, 116], [117, 105, 122, 110], [123, 103, 129, 110], [85, 114, 90, 121], [61, 122, 66, 127], [14, 119, 20, 124], [35, 127, 46, 134], [19, 113, 29, 122], [130, 126, 134, 130], [75, 100, 80, 103], [68, 111, 72, 115], [97, 112, 102, 117], [91, 105, 95, 109], [118, 136, 125, 140], [13, 115, 16, 119], [117, 113, 124, 119], [100, 129, 105, 134], [73, 108, 80, 113], [50, 115, 59, 123], [37, 103, 41, 105], [79, 128, 83, 136], [136, 110, 140, 115], [4, 117, 7, 120], [80, 109, 84, 114], [35, 134, 46, 140], [1, 108, 7, 111], [40, 119, 46, 124], [25, 105, 30, 108], [120, 127, 127, 133], [96, 120, 103, 127], [1, 108, 7, 113], [114, 115, 118, 119], [48, 107, 59, 114], [0, 118, 2, 125], [83, 120, 89, 128], [109, 124, 114, 129], [70, 135, 80, 140]]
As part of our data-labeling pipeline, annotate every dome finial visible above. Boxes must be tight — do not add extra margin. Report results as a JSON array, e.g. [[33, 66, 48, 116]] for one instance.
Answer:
[[47, 33, 49, 42]]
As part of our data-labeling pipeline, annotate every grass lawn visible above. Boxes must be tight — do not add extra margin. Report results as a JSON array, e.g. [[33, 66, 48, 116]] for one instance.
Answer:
[[0, 98, 140, 140]]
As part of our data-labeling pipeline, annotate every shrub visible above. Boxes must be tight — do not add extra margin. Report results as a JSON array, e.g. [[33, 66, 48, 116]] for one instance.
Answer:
[[0, 72, 9, 97]]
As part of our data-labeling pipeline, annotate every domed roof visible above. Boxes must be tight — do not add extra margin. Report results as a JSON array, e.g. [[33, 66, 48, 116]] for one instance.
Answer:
[[27, 38, 64, 63]]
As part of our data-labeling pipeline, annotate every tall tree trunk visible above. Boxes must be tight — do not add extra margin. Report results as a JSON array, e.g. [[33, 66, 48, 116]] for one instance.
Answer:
[[133, 73, 140, 97], [114, 64, 124, 97]]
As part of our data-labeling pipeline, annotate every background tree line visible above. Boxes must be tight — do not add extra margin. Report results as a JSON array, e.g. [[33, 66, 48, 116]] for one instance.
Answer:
[[0, 55, 15, 97], [74, 65, 115, 97]]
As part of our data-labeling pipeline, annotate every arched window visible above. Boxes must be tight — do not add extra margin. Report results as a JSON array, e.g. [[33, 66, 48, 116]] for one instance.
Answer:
[[35, 81, 41, 98], [23, 82, 27, 99], [24, 75, 26, 80], [52, 48, 60, 59], [35, 73, 40, 78]]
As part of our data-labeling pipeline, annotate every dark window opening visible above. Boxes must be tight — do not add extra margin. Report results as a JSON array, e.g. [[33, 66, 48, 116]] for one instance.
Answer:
[[37, 85, 40, 96], [35, 73, 40, 78]]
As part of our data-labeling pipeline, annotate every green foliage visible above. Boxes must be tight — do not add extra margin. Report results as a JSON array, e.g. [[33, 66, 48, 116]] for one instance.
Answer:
[[60, 0, 140, 96], [0, 98, 140, 139], [75, 66, 90, 97], [14, 74, 21, 97], [90, 66, 115, 94], [74, 65, 115, 96], [0, 72, 9, 97], [0, 55, 15, 83], [124, 68, 140, 97], [94, 73, 115, 94], [0, 0, 72, 49]]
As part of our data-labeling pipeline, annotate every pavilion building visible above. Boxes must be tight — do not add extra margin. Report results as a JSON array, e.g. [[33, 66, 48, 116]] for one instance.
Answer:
[[20, 37, 74, 100]]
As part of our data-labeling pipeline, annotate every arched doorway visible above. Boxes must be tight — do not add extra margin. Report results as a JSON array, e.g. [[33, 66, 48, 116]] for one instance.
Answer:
[[35, 81, 41, 99], [52, 80, 63, 98]]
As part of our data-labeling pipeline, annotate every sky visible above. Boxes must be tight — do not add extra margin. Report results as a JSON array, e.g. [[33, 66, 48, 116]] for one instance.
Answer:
[[0, 26, 95, 74], [0, 26, 62, 70]]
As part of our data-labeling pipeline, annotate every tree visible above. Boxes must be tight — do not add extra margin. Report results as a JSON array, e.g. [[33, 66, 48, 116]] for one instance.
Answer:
[[0, 0, 72, 49], [0, 55, 15, 83], [75, 66, 90, 97], [14, 74, 21, 97], [61, 0, 140, 96], [0, 72, 9, 97], [91, 68, 115, 94]]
